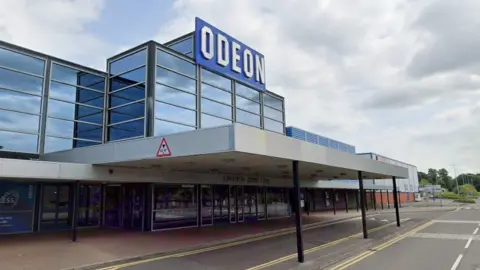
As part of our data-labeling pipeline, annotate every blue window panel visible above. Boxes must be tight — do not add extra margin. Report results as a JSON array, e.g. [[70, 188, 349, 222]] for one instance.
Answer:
[[109, 49, 147, 75], [77, 73, 105, 92], [201, 83, 231, 105], [264, 119, 284, 134], [288, 127, 306, 141], [0, 130, 38, 153], [109, 101, 145, 124], [109, 84, 145, 107], [201, 113, 232, 129], [0, 109, 39, 133], [0, 67, 43, 94], [318, 136, 329, 147], [201, 98, 232, 119], [167, 37, 193, 55], [74, 139, 101, 148], [110, 67, 146, 91], [154, 119, 195, 137], [0, 88, 41, 114], [329, 140, 339, 149], [306, 132, 318, 144], [156, 83, 196, 110], [155, 101, 196, 127], [156, 67, 196, 94], [201, 69, 231, 91], [108, 118, 145, 141], [156, 49, 196, 78], [0, 47, 45, 76], [236, 109, 260, 128]]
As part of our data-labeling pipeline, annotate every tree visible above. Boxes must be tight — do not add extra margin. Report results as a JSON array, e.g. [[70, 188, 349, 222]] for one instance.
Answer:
[[427, 168, 438, 183], [418, 171, 428, 181], [419, 178, 431, 187]]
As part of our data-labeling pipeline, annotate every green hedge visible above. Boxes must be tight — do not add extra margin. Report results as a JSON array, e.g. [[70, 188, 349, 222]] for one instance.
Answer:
[[453, 198, 476, 204], [440, 192, 478, 200]]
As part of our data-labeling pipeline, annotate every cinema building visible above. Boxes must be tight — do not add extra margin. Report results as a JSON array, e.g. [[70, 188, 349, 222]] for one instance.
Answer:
[[0, 18, 409, 236]]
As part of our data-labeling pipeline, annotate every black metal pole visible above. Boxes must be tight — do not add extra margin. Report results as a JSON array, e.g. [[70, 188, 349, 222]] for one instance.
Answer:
[[332, 190, 336, 215], [356, 191, 359, 212], [387, 190, 390, 209], [292, 161, 304, 263], [373, 190, 377, 211], [344, 191, 348, 213], [398, 190, 402, 208], [392, 177, 400, 227], [365, 190, 368, 211], [72, 181, 80, 242], [358, 171, 368, 239], [380, 190, 384, 210]]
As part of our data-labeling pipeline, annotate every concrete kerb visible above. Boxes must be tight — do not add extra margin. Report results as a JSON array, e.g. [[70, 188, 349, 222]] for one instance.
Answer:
[[63, 214, 369, 270]]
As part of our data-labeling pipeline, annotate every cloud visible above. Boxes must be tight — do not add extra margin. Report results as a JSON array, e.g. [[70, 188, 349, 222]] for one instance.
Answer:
[[154, 0, 480, 172]]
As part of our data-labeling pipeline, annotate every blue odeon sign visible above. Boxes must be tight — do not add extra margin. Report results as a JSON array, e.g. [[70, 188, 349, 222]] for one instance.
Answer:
[[194, 17, 266, 92]]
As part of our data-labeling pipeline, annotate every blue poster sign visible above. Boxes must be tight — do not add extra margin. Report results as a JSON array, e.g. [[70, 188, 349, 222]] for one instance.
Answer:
[[0, 181, 35, 234], [194, 17, 266, 92]]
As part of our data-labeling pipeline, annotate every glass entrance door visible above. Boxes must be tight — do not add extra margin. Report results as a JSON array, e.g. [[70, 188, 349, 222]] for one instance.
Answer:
[[122, 184, 145, 231], [213, 185, 229, 224], [40, 183, 72, 231], [229, 186, 244, 223], [78, 184, 101, 227], [244, 186, 257, 222], [104, 185, 122, 228], [200, 185, 213, 226]]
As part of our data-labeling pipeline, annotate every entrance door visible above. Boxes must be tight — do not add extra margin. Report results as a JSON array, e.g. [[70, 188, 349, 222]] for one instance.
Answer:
[[244, 186, 257, 222], [104, 185, 122, 228], [200, 185, 213, 226], [213, 185, 229, 224], [78, 184, 101, 227], [122, 184, 145, 231], [229, 186, 244, 223], [40, 183, 72, 231]]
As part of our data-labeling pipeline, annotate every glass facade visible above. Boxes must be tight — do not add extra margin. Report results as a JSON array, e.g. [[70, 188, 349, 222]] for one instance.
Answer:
[[45, 63, 105, 152]]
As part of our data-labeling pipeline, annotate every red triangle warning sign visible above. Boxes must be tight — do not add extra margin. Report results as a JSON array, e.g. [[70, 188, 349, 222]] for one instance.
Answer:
[[156, 138, 172, 157]]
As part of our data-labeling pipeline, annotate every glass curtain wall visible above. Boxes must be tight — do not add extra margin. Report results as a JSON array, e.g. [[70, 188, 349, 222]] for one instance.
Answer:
[[165, 36, 193, 58], [0, 47, 45, 153], [155, 48, 197, 135], [235, 83, 261, 128], [107, 49, 147, 141], [152, 184, 198, 230], [200, 69, 233, 128], [262, 93, 285, 134], [266, 187, 290, 218], [45, 63, 105, 152]]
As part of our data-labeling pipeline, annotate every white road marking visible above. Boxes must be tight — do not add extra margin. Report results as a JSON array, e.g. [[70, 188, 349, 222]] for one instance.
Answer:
[[451, 254, 463, 270], [474, 228, 479, 235], [433, 220, 480, 224], [465, 238, 473, 249], [410, 232, 480, 241]]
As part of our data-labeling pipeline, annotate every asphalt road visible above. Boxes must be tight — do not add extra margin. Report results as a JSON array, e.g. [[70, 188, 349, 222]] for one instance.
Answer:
[[98, 209, 451, 270], [331, 206, 480, 270]]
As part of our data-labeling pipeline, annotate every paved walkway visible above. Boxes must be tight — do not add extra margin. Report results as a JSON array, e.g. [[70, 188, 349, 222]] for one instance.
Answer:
[[0, 206, 456, 270], [0, 211, 361, 270]]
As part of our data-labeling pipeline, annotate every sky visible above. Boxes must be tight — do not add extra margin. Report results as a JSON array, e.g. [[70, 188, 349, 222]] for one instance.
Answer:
[[0, 0, 479, 174]]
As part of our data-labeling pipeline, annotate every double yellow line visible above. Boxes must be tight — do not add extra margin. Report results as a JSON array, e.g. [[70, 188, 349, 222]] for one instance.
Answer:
[[97, 216, 370, 270], [329, 220, 434, 270], [245, 219, 410, 270]]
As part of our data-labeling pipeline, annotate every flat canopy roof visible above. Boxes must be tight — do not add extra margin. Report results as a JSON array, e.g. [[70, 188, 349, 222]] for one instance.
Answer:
[[40, 124, 409, 181]]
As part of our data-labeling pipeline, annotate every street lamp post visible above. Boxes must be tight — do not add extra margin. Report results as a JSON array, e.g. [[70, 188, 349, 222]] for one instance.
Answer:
[[452, 165, 460, 194]]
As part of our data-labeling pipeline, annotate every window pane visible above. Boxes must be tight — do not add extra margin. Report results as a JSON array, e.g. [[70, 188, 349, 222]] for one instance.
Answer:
[[201, 69, 231, 91], [236, 109, 260, 127], [0, 109, 39, 133], [46, 118, 101, 140], [77, 73, 105, 91], [0, 88, 41, 114], [0, 47, 45, 75], [156, 67, 196, 94], [109, 84, 145, 107], [155, 101, 196, 126], [201, 113, 231, 128], [155, 119, 195, 136], [48, 99, 103, 121], [0, 67, 43, 94], [156, 49, 195, 78], [168, 38, 193, 55], [201, 98, 231, 119], [49, 81, 103, 106], [109, 49, 147, 75], [76, 110, 103, 125], [74, 139, 101, 148], [264, 118, 284, 133], [236, 95, 260, 114], [109, 101, 145, 124], [152, 184, 198, 229], [44, 136, 73, 152], [201, 83, 231, 105], [108, 119, 144, 141], [155, 84, 196, 109], [51, 64, 104, 89], [264, 106, 283, 122], [263, 94, 283, 110], [235, 83, 259, 102], [0, 130, 38, 152], [110, 67, 146, 91]]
